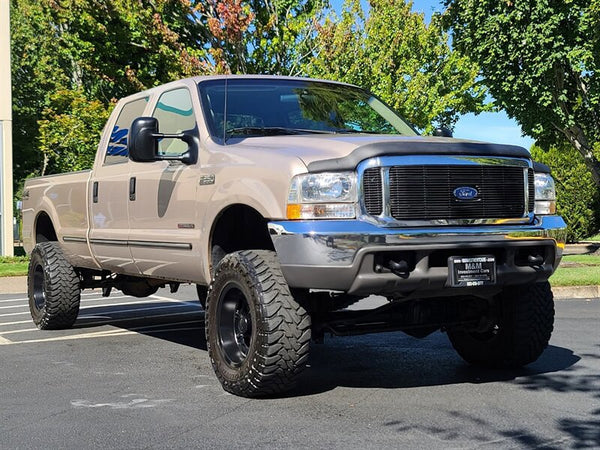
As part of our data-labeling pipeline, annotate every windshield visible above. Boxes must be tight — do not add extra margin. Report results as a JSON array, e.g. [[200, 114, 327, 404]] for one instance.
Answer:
[[198, 78, 417, 142]]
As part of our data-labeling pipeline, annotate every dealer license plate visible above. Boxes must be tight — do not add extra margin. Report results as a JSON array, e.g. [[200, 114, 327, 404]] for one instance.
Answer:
[[448, 255, 496, 287]]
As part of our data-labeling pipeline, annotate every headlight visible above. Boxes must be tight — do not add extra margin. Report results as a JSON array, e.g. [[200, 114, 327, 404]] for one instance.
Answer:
[[287, 172, 357, 219], [534, 173, 556, 215]]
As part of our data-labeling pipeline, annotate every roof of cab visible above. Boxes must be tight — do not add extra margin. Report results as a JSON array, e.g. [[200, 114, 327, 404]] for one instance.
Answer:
[[116, 74, 359, 104]]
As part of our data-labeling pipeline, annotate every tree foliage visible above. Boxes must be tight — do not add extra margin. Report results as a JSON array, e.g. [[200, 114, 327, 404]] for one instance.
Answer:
[[531, 143, 600, 242], [10, 0, 492, 183], [444, 0, 600, 187], [10, 0, 328, 180], [305, 0, 489, 132], [198, 0, 327, 75], [11, 0, 212, 177]]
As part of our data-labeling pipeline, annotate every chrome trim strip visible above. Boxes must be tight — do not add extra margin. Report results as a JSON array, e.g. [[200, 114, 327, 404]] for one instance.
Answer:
[[357, 155, 534, 227], [128, 240, 192, 250], [89, 238, 192, 250], [89, 238, 128, 247], [63, 236, 88, 243]]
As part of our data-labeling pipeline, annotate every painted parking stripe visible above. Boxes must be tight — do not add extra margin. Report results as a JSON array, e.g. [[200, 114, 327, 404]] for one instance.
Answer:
[[1, 311, 203, 335], [0, 329, 138, 345], [0, 319, 32, 327], [0, 320, 204, 345], [0, 295, 134, 310], [0, 298, 179, 318], [0, 291, 104, 304]]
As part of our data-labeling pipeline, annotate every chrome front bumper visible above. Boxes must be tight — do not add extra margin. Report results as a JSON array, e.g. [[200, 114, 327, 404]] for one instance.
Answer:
[[268, 216, 567, 297]]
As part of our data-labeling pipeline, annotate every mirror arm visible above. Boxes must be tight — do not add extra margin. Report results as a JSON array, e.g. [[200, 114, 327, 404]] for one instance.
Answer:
[[150, 132, 198, 165]]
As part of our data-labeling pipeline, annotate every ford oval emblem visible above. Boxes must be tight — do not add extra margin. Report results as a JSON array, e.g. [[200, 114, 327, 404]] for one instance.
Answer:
[[453, 186, 479, 200]]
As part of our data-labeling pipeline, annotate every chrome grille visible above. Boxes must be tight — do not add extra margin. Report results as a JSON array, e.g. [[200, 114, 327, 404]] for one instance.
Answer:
[[363, 168, 383, 216], [528, 169, 535, 213], [362, 164, 532, 221]]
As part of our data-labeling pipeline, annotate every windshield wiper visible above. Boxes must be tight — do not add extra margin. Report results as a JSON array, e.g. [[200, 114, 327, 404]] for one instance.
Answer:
[[331, 129, 379, 134], [224, 126, 339, 141]]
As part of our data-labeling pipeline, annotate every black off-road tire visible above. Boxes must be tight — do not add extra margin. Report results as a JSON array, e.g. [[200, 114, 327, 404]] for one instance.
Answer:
[[206, 250, 311, 397], [448, 281, 554, 368], [28, 242, 81, 330]]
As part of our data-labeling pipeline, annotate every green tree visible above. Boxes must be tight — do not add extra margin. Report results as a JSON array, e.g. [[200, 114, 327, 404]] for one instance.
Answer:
[[11, 0, 328, 179], [305, 0, 489, 132], [444, 0, 600, 187], [11, 0, 212, 177], [531, 143, 600, 242], [199, 0, 327, 75]]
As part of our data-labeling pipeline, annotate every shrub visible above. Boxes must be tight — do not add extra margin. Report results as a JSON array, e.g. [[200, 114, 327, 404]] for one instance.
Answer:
[[531, 143, 600, 242]]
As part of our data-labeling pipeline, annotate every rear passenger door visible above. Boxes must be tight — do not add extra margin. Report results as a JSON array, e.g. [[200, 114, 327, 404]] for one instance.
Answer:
[[89, 97, 148, 274], [127, 86, 203, 282]]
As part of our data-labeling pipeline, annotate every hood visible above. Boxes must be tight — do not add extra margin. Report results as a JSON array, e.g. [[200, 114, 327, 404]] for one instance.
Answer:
[[227, 134, 530, 172]]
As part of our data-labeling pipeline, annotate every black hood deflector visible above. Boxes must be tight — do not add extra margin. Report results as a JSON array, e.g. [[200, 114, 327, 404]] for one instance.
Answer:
[[307, 140, 532, 173]]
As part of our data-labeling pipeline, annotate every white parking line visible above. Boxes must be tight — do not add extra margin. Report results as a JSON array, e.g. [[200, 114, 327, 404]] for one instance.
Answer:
[[0, 298, 178, 318], [0, 319, 32, 327], [150, 294, 200, 308], [0, 291, 103, 303], [0, 329, 138, 345], [0, 320, 204, 345], [1, 312, 203, 335]]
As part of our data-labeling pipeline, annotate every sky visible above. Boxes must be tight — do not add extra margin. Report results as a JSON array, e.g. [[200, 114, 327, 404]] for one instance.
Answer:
[[329, 0, 535, 150]]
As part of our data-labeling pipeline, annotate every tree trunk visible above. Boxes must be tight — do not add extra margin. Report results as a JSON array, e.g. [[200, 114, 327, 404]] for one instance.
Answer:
[[564, 126, 600, 189]]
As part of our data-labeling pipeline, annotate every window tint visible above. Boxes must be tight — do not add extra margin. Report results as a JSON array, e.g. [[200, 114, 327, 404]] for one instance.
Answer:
[[104, 97, 148, 165], [152, 88, 197, 156]]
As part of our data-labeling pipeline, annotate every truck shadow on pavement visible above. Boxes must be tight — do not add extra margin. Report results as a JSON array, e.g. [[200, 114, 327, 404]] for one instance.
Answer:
[[295, 331, 582, 393], [74, 303, 582, 395]]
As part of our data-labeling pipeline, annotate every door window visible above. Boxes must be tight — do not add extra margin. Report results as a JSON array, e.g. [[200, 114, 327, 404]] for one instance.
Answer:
[[152, 88, 197, 156], [104, 97, 149, 165]]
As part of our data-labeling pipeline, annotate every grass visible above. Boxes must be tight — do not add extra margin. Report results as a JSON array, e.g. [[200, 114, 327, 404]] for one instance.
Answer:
[[551, 254, 600, 287], [586, 233, 600, 242], [0, 256, 29, 277]]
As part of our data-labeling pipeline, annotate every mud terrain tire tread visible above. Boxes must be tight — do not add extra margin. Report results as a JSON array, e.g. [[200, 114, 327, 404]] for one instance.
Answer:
[[206, 250, 311, 397], [28, 242, 81, 330], [448, 281, 554, 368]]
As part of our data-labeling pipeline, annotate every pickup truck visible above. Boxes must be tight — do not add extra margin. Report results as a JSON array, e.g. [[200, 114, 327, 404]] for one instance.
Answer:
[[22, 75, 566, 397]]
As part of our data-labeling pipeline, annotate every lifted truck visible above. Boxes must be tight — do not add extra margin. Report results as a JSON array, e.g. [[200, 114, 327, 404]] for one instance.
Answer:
[[22, 76, 566, 397]]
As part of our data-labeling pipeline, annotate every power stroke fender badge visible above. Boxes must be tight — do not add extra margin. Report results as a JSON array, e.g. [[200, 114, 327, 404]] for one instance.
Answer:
[[453, 186, 479, 200]]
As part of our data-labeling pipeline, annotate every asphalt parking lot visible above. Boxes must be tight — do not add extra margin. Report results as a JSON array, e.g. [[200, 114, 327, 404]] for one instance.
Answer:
[[1, 286, 599, 449]]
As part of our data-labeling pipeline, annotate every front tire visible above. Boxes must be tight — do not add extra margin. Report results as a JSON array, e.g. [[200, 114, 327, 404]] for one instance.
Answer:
[[206, 250, 311, 397], [28, 242, 81, 330], [448, 281, 554, 368]]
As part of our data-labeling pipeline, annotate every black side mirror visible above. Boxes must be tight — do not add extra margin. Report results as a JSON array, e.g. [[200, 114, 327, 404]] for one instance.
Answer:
[[433, 126, 453, 137], [128, 117, 159, 162], [128, 117, 198, 165]]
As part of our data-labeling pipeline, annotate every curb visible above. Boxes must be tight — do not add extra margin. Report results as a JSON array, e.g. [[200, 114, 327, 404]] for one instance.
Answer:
[[0, 276, 27, 295], [0, 276, 598, 300], [552, 285, 600, 300]]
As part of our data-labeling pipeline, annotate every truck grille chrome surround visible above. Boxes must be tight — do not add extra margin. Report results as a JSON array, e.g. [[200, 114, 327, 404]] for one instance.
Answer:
[[359, 156, 535, 226]]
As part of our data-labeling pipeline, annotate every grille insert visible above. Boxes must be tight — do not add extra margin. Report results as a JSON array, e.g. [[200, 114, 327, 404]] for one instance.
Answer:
[[363, 167, 383, 215], [362, 164, 528, 221]]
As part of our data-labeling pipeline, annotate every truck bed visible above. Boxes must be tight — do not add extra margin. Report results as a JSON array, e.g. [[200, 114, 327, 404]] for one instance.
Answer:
[[22, 170, 96, 269]]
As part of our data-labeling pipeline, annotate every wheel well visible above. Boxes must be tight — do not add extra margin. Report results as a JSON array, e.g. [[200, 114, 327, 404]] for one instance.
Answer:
[[210, 205, 274, 268], [35, 212, 58, 244]]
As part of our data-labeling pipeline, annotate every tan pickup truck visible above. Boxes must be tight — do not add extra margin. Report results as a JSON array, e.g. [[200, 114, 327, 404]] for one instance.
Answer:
[[23, 75, 566, 397]]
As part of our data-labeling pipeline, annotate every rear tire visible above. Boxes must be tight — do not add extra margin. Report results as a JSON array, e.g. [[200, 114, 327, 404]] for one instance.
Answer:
[[28, 242, 81, 330], [448, 281, 554, 368], [206, 250, 311, 397]]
